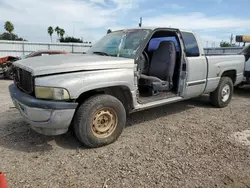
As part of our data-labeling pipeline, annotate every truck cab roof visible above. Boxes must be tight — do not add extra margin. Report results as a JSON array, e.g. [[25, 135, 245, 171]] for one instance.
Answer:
[[112, 27, 194, 34]]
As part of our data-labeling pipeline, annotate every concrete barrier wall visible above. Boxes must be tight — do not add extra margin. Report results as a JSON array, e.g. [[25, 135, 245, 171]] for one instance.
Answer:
[[204, 47, 243, 55], [0, 40, 92, 57], [0, 40, 245, 58]]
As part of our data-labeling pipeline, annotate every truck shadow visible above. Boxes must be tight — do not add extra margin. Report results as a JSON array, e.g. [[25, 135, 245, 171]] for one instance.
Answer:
[[0, 75, 11, 80], [0, 95, 212, 153], [234, 86, 250, 98], [126, 94, 211, 127]]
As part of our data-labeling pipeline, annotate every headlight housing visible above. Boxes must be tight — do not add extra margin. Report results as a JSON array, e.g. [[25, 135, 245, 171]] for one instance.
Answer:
[[35, 86, 70, 100]]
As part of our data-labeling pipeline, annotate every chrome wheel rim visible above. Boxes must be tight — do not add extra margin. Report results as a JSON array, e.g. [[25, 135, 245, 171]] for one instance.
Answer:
[[221, 84, 230, 102]]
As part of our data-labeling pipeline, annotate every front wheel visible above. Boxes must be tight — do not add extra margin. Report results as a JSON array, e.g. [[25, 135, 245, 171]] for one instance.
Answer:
[[210, 77, 233, 108], [73, 94, 126, 148]]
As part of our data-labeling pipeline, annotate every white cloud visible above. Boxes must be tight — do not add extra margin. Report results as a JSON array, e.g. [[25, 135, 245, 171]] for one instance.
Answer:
[[111, 0, 135, 8], [143, 12, 250, 31], [89, 0, 106, 5], [0, 0, 249, 46], [142, 12, 250, 47], [171, 4, 185, 10], [0, 0, 138, 42]]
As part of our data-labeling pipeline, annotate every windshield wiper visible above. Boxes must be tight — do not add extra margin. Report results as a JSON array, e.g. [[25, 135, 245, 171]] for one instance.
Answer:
[[93, 51, 110, 56]]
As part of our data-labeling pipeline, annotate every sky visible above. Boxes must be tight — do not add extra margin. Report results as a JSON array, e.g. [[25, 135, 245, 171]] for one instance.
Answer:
[[0, 0, 250, 47]]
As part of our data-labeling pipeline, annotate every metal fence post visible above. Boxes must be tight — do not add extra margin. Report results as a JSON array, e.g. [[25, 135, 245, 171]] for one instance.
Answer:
[[72, 44, 74, 53], [22, 42, 25, 55], [48, 44, 50, 50]]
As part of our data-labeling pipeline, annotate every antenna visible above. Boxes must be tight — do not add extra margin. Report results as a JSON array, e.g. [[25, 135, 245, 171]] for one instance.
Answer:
[[139, 17, 142, 27]]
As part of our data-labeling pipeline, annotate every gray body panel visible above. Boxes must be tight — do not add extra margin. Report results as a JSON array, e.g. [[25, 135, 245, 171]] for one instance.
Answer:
[[35, 68, 136, 99], [184, 56, 208, 98], [9, 84, 75, 135], [180, 54, 245, 99], [205, 55, 245, 93]]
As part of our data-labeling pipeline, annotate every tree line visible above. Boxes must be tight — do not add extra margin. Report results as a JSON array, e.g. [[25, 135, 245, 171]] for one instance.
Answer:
[[220, 41, 237, 47]]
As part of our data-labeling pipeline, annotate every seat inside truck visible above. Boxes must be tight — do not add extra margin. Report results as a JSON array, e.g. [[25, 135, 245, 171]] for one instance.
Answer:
[[137, 30, 182, 103]]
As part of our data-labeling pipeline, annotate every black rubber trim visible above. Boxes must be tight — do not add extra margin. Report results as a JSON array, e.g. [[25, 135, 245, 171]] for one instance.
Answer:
[[9, 84, 78, 110], [244, 71, 250, 77], [187, 80, 206, 86]]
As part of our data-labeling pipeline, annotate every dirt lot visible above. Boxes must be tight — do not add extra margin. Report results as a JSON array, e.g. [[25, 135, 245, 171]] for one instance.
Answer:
[[0, 79, 250, 188]]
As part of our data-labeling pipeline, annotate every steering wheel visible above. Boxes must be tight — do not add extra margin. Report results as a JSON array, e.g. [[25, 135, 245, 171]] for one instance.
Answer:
[[142, 51, 149, 65]]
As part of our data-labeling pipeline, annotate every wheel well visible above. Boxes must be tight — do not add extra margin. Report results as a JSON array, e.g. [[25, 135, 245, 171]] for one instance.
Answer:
[[76, 86, 133, 113], [221, 70, 236, 84]]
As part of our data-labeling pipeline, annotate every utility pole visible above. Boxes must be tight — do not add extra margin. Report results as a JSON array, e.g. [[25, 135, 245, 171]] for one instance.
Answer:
[[230, 33, 233, 46], [139, 17, 142, 27]]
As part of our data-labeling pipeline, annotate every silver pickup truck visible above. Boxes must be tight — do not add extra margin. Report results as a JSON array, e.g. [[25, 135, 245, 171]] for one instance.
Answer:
[[9, 27, 246, 148]]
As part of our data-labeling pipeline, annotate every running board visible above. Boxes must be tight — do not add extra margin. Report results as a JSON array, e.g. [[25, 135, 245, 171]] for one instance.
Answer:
[[131, 96, 184, 113]]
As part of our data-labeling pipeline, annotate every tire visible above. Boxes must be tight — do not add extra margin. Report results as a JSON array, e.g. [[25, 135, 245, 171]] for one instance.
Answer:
[[73, 94, 126, 148], [210, 77, 233, 108]]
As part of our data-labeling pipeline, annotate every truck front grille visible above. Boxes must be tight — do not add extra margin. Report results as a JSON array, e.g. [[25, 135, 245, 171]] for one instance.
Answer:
[[13, 67, 34, 94]]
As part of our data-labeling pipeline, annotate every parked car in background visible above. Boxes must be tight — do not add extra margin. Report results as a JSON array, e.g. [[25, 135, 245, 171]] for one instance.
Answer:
[[20, 50, 69, 59], [9, 27, 246, 148], [0, 50, 69, 79], [0, 56, 19, 79]]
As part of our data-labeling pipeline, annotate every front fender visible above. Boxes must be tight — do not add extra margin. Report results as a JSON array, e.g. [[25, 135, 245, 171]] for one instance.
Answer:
[[35, 68, 135, 99]]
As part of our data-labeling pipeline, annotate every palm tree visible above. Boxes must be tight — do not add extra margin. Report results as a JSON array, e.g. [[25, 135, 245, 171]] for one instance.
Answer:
[[47, 26, 54, 42], [55, 26, 60, 39], [59, 29, 65, 39], [4, 21, 14, 40]]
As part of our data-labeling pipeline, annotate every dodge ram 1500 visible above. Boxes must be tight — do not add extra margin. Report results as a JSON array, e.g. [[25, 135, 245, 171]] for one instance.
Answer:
[[9, 27, 246, 148]]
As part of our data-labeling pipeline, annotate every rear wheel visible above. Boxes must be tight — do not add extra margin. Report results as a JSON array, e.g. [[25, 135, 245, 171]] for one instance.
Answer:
[[73, 94, 126, 148], [210, 77, 233, 108]]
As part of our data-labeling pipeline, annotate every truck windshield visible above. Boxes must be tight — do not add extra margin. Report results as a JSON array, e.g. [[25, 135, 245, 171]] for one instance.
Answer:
[[87, 29, 151, 58]]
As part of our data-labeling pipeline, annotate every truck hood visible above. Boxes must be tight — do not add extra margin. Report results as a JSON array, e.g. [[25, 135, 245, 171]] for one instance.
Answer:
[[13, 53, 135, 76]]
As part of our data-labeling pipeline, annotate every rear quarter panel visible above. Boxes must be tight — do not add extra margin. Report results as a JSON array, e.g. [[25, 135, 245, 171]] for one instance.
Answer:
[[204, 55, 245, 93]]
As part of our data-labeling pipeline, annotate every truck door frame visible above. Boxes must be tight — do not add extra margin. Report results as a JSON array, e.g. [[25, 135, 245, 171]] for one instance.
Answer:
[[134, 28, 188, 98]]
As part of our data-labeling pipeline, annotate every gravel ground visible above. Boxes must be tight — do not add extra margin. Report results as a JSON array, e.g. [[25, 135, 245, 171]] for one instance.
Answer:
[[0, 79, 250, 188]]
